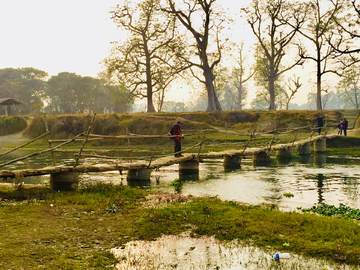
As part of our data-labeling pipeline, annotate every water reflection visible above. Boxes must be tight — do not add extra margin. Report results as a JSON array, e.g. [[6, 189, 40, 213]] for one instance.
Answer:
[[2, 150, 360, 211], [317, 173, 325, 204], [314, 153, 326, 167], [112, 234, 355, 270]]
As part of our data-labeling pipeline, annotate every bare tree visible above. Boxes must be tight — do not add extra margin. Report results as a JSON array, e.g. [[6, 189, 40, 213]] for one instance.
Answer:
[[282, 75, 302, 110], [330, 0, 360, 55], [163, 0, 228, 111], [231, 42, 255, 110], [104, 0, 187, 112], [288, 0, 342, 111], [243, 0, 305, 110], [337, 64, 360, 109]]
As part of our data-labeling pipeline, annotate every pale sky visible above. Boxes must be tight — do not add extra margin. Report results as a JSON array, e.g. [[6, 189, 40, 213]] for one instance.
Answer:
[[0, 0, 121, 77], [0, 0, 324, 106]]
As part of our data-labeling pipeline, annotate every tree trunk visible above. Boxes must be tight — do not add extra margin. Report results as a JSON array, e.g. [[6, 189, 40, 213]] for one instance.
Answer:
[[316, 49, 322, 111], [204, 67, 222, 111], [269, 79, 276, 110], [237, 84, 243, 110]]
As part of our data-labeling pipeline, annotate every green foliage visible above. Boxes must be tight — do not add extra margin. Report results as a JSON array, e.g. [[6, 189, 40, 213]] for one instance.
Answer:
[[1, 184, 360, 267], [0, 67, 47, 115], [0, 115, 27, 135], [303, 204, 360, 220], [283, 192, 294, 198]]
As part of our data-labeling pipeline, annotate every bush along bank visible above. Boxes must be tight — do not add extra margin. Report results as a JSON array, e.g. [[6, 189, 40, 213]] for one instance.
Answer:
[[0, 115, 27, 136]]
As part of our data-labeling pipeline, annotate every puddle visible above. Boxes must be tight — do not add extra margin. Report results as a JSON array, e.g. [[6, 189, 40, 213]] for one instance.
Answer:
[[112, 234, 355, 269]]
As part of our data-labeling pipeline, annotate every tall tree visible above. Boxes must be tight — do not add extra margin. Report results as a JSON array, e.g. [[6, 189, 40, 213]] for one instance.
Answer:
[[163, 0, 228, 111], [289, 0, 342, 111], [46, 72, 85, 114], [330, 0, 360, 55], [0, 67, 47, 114], [243, 0, 305, 110], [337, 64, 360, 109], [230, 42, 254, 110], [104, 0, 185, 112]]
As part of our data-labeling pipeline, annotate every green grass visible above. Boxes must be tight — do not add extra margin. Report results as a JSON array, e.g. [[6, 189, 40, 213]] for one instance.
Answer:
[[0, 115, 27, 136], [0, 184, 360, 269]]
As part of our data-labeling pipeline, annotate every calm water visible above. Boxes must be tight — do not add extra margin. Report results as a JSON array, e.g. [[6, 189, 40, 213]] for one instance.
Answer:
[[2, 150, 360, 211]]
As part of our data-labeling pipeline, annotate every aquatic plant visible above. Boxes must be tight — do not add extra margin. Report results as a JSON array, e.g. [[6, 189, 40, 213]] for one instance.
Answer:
[[303, 203, 360, 220]]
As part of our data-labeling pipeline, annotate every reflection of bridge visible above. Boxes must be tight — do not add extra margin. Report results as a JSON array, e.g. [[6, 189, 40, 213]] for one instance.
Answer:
[[0, 116, 337, 191]]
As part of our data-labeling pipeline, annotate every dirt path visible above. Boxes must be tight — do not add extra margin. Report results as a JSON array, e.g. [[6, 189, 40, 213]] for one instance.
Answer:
[[0, 118, 32, 148], [0, 131, 29, 148]]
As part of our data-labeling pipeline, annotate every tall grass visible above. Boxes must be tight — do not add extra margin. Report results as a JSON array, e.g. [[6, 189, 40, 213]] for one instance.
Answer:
[[0, 115, 27, 135]]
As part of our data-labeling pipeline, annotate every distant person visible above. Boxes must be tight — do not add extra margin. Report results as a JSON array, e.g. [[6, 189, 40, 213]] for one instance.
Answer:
[[338, 118, 343, 135], [316, 115, 325, 135], [342, 118, 348, 136], [169, 121, 183, 157]]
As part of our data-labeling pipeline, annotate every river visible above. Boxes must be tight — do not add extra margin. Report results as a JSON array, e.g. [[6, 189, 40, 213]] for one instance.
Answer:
[[2, 150, 360, 211]]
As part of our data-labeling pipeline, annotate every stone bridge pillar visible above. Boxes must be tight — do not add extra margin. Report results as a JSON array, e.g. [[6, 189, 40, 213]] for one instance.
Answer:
[[127, 168, 152, 181], [276, 147, 293, 159], [223, 155, 241, 169], [179, 160, 199, 176], [297, 143, 311, 155], [314, 138, 326, 153], [50, 172, 79, 191], [253, 150, 270, 165]]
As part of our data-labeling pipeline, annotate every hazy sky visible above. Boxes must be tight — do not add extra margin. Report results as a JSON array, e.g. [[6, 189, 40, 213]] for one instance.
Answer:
[[0, 0, 250, 78], [0, 0, 320, 106], [0, 0, 121, 77]]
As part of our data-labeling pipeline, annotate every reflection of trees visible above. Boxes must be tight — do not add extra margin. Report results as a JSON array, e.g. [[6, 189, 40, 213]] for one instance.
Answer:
[[341, 176, 359, 201]]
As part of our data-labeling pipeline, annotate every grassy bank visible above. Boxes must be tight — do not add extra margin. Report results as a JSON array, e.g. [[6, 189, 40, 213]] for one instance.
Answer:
[[0, 184, 359, 269], [0, 115, 27, 136]]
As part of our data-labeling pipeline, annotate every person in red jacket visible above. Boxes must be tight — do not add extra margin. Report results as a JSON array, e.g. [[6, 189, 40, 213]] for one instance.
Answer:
[[170, 121, 183, 157]]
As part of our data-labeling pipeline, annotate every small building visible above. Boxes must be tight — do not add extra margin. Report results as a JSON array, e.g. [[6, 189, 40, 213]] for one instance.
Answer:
[[0, 98, 22, 116]]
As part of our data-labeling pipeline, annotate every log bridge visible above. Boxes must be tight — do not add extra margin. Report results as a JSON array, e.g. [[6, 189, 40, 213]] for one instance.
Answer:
[[0, 132, 334, 191]]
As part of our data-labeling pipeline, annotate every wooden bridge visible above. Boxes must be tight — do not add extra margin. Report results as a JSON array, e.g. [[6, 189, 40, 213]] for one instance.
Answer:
[[0, 117, 336, 191]]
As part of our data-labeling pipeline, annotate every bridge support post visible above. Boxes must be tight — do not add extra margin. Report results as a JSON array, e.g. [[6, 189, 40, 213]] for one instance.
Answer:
[[276, 147, 293, 159], [223, 155, 241, 169], [253, 150, 270, 165], [50, 172, 79, 191], [314, 138, 326, 153], [179, 160, 199, 176], [297, 143, 311, 155], [127, 168, 152, 181]]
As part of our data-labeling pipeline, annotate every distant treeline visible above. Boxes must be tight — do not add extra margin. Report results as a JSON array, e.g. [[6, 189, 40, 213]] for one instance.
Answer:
[[0, 68, 134, 115]]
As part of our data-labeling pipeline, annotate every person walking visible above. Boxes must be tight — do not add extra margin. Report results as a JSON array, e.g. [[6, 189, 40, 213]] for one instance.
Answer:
[[338, 118, 343, 135], [342, 118, 348, 136], [169, 121, 183, 157], [316, 115, 325, 135]]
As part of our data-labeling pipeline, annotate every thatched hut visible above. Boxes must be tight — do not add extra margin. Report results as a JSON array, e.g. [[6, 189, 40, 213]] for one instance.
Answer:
[[0, 98, 22, 115]]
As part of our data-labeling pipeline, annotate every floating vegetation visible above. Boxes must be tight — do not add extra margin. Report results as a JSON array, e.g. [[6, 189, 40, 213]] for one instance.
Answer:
[[283, 192, 294, 198], [303, 204, 360, 220]]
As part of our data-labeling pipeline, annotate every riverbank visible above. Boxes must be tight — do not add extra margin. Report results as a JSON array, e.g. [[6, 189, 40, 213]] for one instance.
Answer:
[[0, 183, 359, 269]]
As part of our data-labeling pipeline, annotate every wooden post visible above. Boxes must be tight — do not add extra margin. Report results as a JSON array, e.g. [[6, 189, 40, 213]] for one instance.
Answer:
[[74, 113, 96, 167], [44, 115, 57, 166]]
